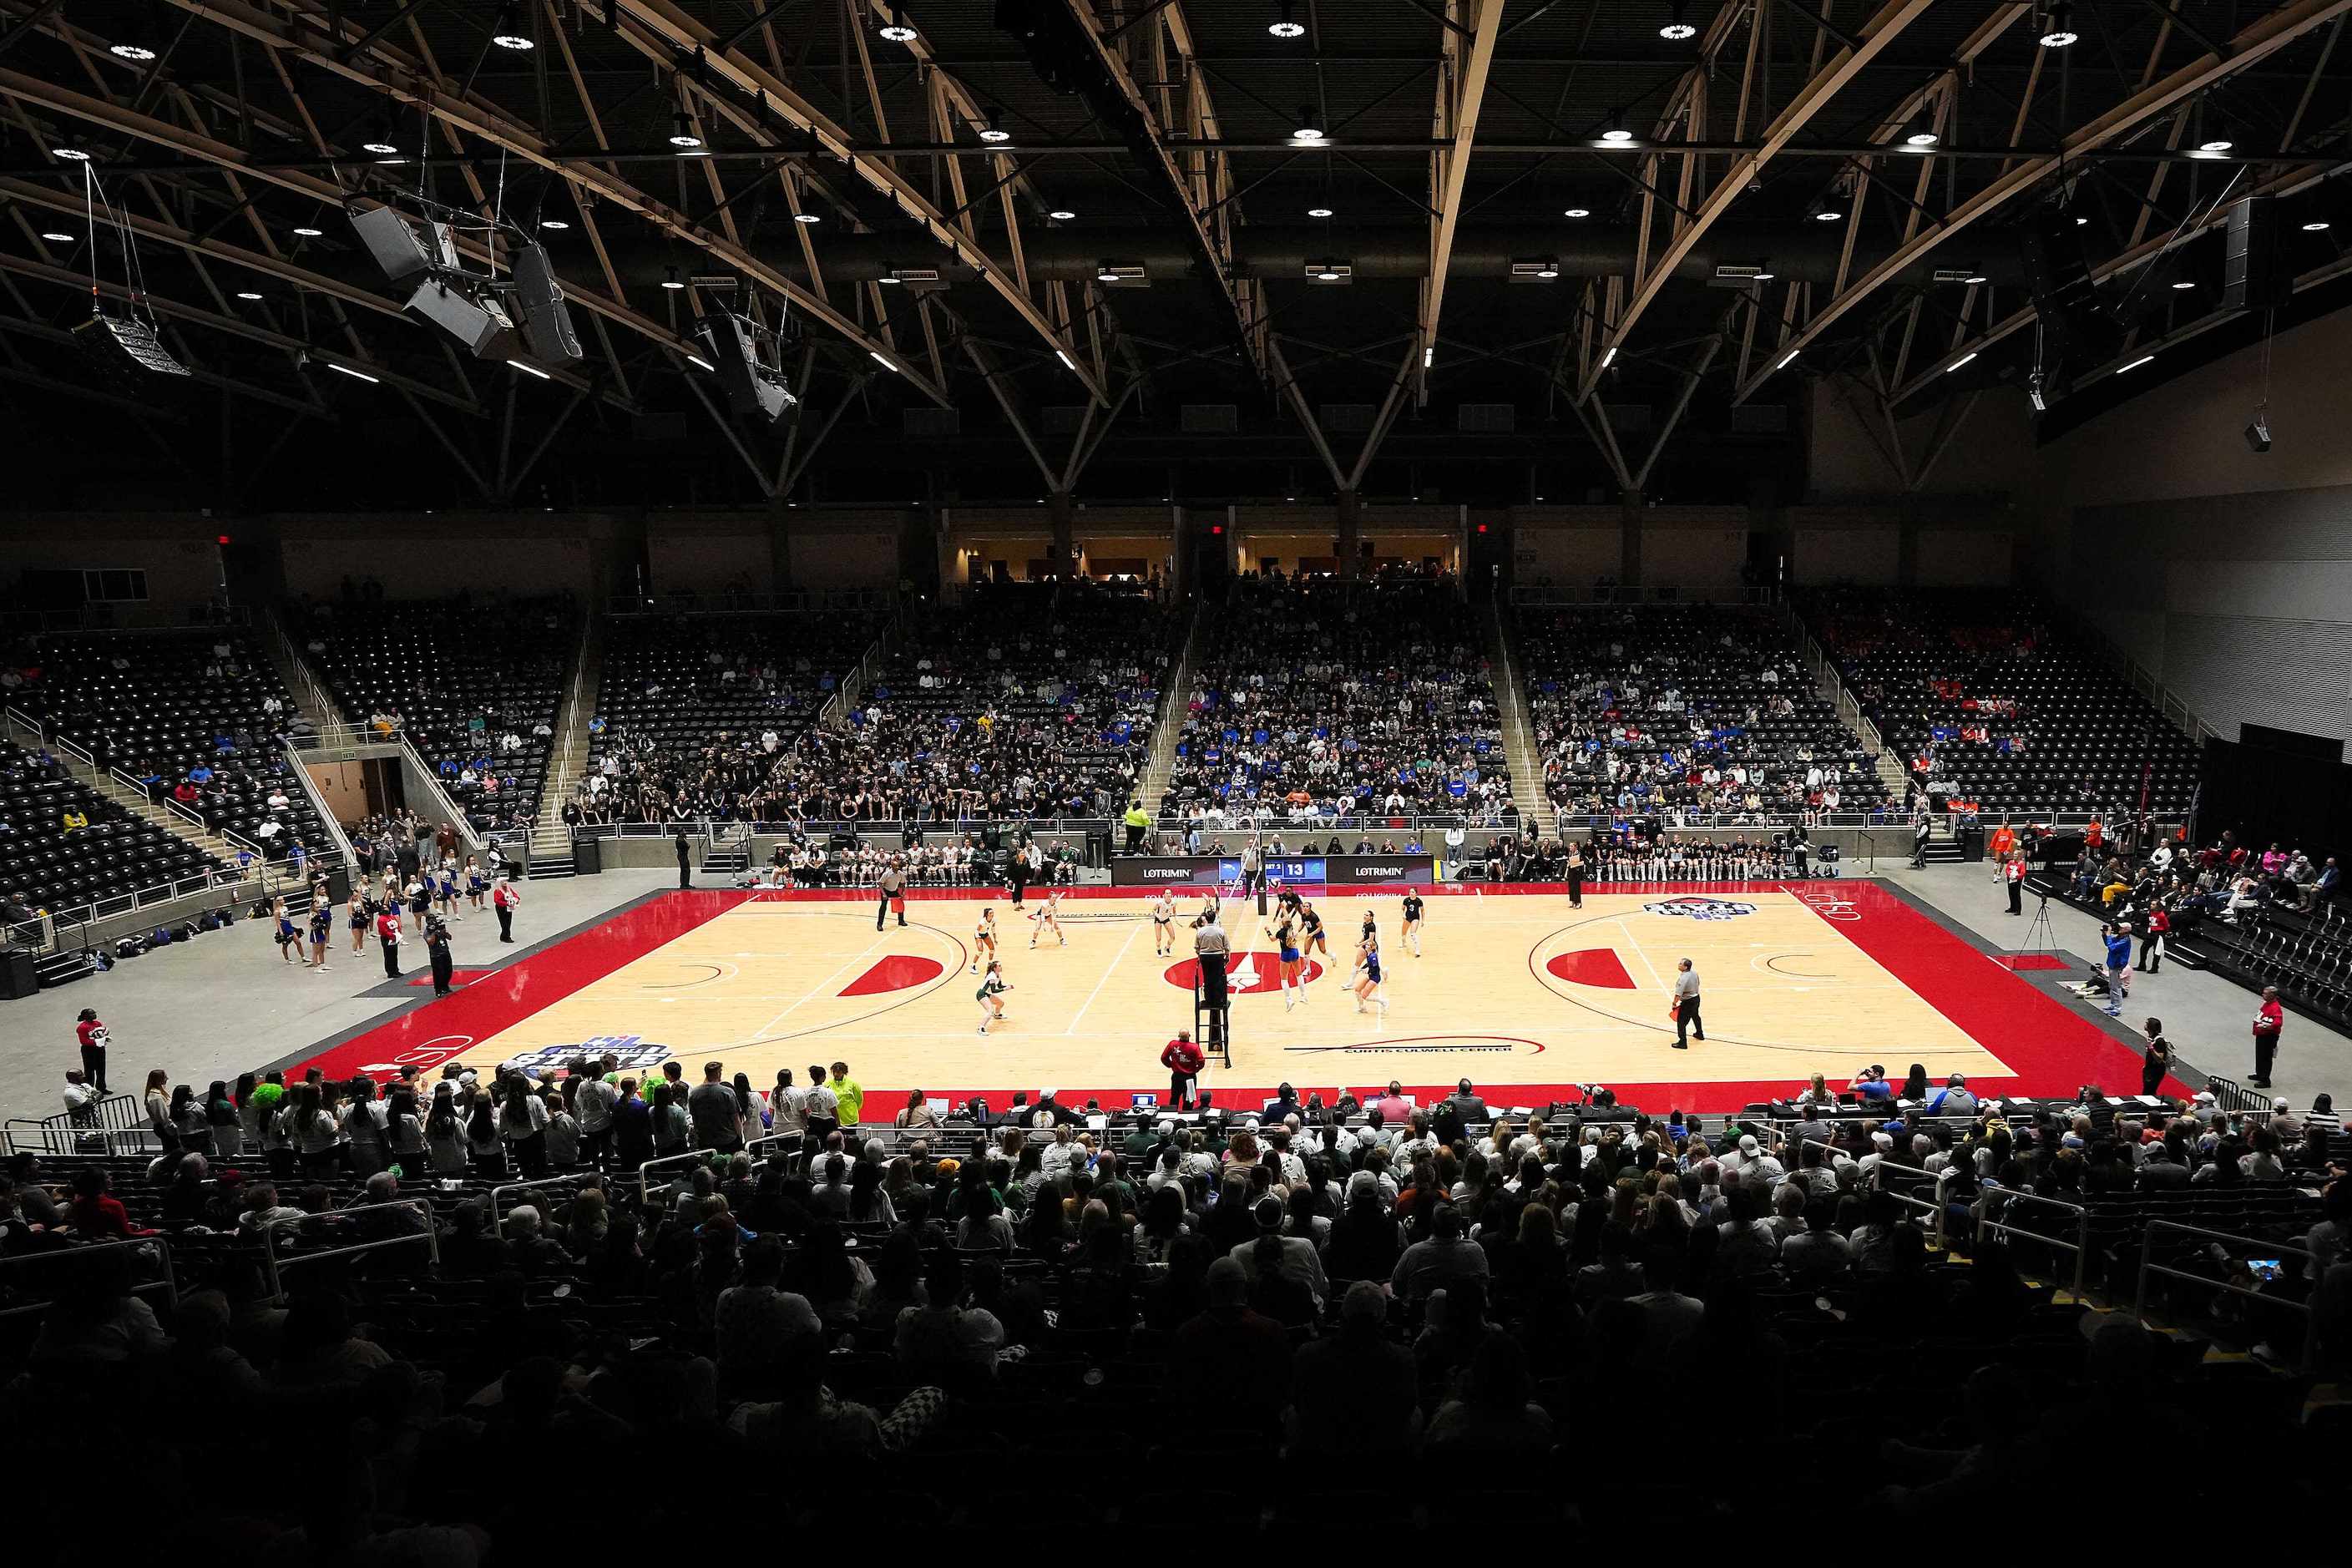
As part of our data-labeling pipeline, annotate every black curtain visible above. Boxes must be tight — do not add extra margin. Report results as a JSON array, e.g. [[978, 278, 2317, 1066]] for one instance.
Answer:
[[2195, 732, 2352, 865]]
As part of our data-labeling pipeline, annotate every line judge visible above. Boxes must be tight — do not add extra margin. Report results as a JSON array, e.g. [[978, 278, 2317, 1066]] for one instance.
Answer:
[[1669, 958, 1704, 1050]]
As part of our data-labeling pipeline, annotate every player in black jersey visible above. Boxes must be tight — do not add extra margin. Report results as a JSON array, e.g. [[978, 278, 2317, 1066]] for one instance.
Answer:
[[1400, 888, 1425, 957]]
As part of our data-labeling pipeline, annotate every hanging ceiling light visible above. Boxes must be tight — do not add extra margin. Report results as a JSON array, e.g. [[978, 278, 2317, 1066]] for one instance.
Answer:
[[361, 114, 397, 154], [1904, 119, 1940, 148], [491, 5, 534, 49], [878, 8, 918, 43], [292, 225, 324, 236], [2172, 278, 2197, 289], [1269, 2, 1306, 38], [1600, 109, 1633, 146], [108, 43, 158, 62], [669, 113, 704, 149], [792, 211, 822, 223], [1659, 3, 1696, 41], [1813, 196, 1845, 222], [979, 109, 1012, 143], [1048, 208, 1076, 220], [2198, 136, 2233, 153], [539, 218, 569, 230], [2304, 219, 2332, 231], [662, 266, 686, 291], [39, 230, 74, 243], [2038, 3, 2078, 48], [236, 290, 264, 301], [53, 144, 92, 161], [1308, 205, 1333, 217], [1292, 104, 1325, 142], [1564, 206, 1591, 218]]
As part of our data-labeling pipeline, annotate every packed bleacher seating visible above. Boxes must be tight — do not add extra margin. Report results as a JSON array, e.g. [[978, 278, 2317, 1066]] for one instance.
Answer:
[[761, 583, 1172, 823], [0, 736, 225, 921], [291, 594, 573, 832], [1520, 603, 1886, 823], [1161, 578, 1511, 828], [3, 1060, 2344, 1536], [570, 609, 883, 824], [14, 630, 336, 866], [1800, 588, 2200, 816]]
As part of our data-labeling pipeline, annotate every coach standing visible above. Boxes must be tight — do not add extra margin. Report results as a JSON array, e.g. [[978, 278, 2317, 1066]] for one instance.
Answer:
[[877, 858, 908, 930], [1193, 911, 1230, 1051], [675, 827, 694, 889], [1669, 958, 1703, 1049], [2005, 851, 2027, 915], [2250, 985, 2284, 1087]]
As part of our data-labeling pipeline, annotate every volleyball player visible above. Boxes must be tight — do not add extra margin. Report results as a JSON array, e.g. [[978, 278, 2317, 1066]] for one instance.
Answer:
[[1151, 889, 1178, 956], [971, 907, 999, 974], [1299, 900, 1329, 970], [1266, 905, 1306, 1009], [1353, 919, 1388, 1015], [1029, 888, 1067, 948], [1400, 886, 1425, 957], [975, 960, 1013, 1034]]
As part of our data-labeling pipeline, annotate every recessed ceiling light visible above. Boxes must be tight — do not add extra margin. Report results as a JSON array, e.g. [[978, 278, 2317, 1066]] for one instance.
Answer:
[[108, 44, 157, 62], [53, 146, 91, 161], [292, 225, 323, 236], [539, 219, 569, 230], [236, 291, 263, 300], [39, 230, 73, 243], [1564, 207, 1590, 219], [1308, 206, 1333, 218], [1048, 209, 1075, 220]]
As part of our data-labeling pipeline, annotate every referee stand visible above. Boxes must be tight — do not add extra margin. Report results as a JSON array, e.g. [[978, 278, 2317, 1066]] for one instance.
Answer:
[[1193, 968, 1232, 1069]]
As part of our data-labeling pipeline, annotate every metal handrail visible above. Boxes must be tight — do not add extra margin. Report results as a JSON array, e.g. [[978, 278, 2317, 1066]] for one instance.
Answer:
[[1869, 1159, 1956, 1249], [744, 1130, 806, 1168], [0, 1237, 179, 1321], [261, 1198, 439, 1301], [487, 1170, 606, 1237], [637, 1146, 721, 1206], [1973, 1185, 2091, 1297], [2131, 1220, 2314, 1370]]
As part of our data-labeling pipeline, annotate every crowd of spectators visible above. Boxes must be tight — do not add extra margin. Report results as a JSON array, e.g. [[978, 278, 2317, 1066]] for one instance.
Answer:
[[292, 591, 572, 833], [6, 1053, 2345, 1539], [1161, 579, 1511, 830], [566, 610, 881, 826], [758, 584, 1171, 825], [1520, 603, 1885, 825], [1800, 588, 2199, 816]]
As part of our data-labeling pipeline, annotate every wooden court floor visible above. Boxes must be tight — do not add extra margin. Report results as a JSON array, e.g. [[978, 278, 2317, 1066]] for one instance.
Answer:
[[426, 887, 2016, 1107]]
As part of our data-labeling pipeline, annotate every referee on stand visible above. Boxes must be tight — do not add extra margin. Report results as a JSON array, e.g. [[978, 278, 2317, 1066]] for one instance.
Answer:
[[1669, 959, 1703, 1049], [1193, 908, 1231, 1055]]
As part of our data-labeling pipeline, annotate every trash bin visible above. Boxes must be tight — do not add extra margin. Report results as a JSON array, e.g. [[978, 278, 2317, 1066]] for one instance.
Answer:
[[1959, 824, 1986, 862]]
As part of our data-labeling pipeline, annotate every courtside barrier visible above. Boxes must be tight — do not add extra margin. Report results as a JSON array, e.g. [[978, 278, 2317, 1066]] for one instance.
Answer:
[[263, 1199, 438, 1301], [0, 1237, 178, 1321], [1975, 1186, 2090, 1297], [2132, 1220, 2316, 1371], [488, 1171, 606, 1237]]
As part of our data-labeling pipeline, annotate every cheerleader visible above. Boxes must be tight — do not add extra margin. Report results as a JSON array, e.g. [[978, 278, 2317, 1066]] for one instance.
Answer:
[[465, 857, 488, 911], [347, 888, 369, 955], [971, 907, 999, 974], [438, 857, 463, 921], [975, 960, 1013, 1034], [406, 876, 431, 933], [1029, 888, 1067, 948], [272, 897, 301, 964], [306, 898, 334, 972], [1151, 889, 1178, 956], [1353, 921, 1389, 1015]]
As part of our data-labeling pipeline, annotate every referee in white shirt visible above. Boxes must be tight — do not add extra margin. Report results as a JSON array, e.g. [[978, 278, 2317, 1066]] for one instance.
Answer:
[[1670, 959, 1704, 1049]]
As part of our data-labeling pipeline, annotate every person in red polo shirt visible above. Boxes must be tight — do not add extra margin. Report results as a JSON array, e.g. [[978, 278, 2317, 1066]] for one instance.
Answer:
[[2251, 986, 2284, 1087], [376, 907, 404, 979], [1161, 1029, 1204, 1110]]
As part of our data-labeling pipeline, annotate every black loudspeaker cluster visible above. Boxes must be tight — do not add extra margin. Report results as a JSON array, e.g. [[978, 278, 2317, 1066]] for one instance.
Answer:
[[2222, 195, 2294, 312], [348, 204, 583, 369]]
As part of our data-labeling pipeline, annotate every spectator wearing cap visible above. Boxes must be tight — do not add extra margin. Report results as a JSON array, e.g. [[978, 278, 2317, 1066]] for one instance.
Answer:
[[1228, 1194, 1328, 1308], [1286, 1279, 1419, 1454]]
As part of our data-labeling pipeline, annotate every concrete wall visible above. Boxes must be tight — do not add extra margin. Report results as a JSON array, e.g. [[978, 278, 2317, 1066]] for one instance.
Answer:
[[0, 514, 225, 618]]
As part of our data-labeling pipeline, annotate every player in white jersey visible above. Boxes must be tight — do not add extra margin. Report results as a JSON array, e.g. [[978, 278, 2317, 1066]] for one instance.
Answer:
[[1029, 888, 1067, 948], [971, 907, 998, 973], [1151, 890, 1178, 956]]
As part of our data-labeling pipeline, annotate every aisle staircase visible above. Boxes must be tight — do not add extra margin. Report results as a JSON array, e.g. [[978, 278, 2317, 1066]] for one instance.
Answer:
[[524, 614, 602, 879], [258, 604, 348, 729], [1136, 599, 1207, 821], [0, 711, 248, 877], [1486, 594, 1550, 830]]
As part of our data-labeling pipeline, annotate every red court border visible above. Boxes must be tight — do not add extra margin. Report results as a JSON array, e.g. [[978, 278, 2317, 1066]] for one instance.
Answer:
[[284, 881, 2177, 1112]]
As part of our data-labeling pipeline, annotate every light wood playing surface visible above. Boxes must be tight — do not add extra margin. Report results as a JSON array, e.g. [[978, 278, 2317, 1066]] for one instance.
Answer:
[[438, 889, 2013, 1097]]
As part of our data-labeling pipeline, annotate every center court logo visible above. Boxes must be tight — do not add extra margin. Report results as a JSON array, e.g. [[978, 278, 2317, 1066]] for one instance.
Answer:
[[1641, 896, 1758, 921], [499, 1034, 671, 1075]]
